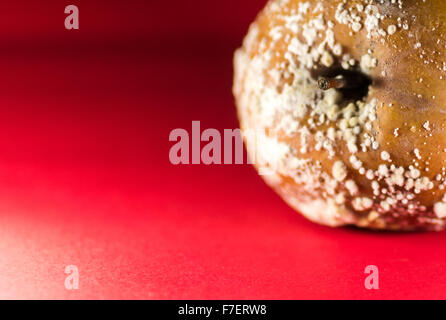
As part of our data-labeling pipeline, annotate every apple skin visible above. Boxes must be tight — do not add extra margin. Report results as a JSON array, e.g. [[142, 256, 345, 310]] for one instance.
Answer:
[[233, 0, 446, 230]]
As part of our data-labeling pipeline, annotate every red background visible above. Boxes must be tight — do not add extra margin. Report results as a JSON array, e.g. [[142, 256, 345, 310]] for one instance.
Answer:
[[0, 0, 445, 299]]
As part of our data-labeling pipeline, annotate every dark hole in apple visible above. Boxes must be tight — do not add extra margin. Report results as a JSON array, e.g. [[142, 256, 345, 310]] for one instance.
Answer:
[[315, 67, 372, 103]]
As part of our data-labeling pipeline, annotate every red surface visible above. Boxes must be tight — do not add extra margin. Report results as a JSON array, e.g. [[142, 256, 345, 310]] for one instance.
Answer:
[[1, 0, 446, 299]]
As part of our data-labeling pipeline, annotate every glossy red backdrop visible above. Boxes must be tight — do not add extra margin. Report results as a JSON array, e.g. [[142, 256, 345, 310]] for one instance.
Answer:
[[0, 0, 445, 299]]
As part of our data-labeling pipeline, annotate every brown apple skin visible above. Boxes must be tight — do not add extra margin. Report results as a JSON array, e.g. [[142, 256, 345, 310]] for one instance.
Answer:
[[234, 0, 446, 230]]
